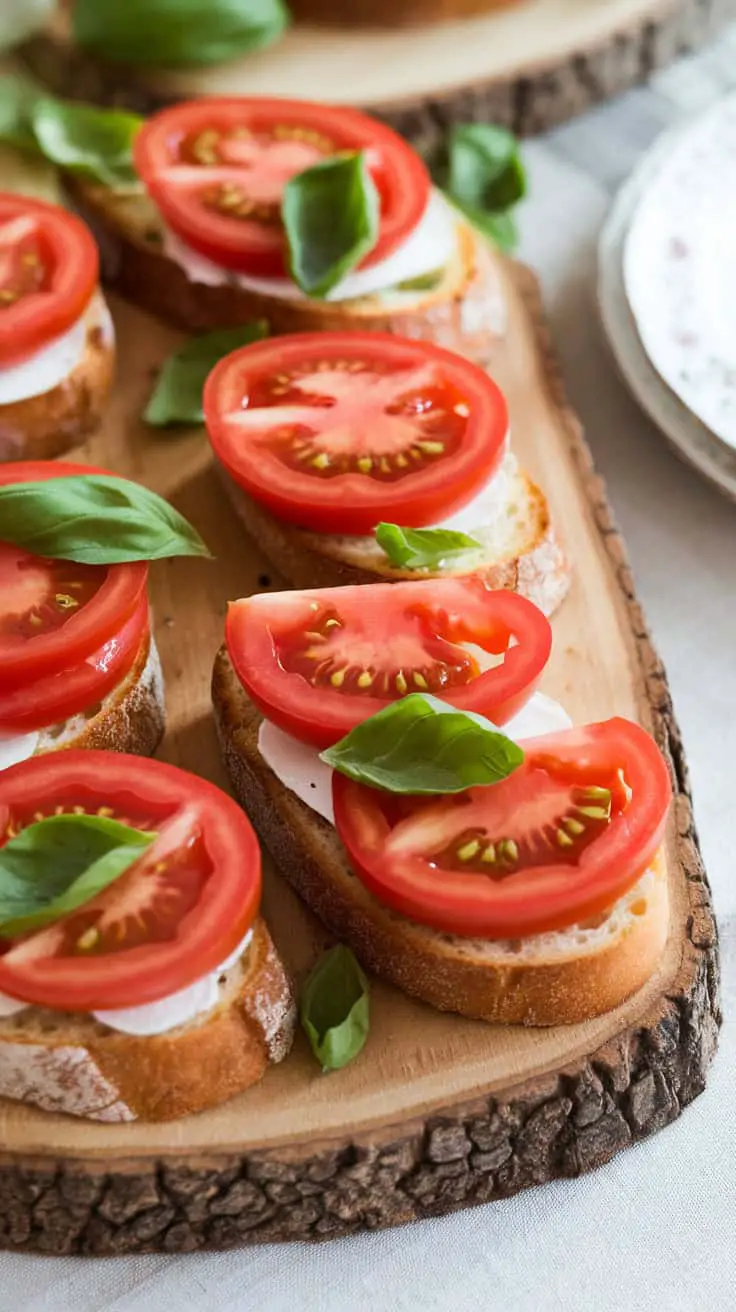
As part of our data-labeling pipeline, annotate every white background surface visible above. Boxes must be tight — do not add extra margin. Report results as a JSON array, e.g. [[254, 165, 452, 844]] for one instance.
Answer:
[[2, 33, 736, 1312]]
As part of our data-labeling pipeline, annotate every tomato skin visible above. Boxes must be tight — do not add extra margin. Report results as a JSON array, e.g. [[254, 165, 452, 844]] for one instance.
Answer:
[[134, 97, 430, 277], [0, 195, 99, 366], [0, 752, 261, 1011], [227, 580, 552, 748], [0, 594, 149, 733], [204, 332, 509, 535], [0, 462, 148, 686], [332, 719, 672, 939]]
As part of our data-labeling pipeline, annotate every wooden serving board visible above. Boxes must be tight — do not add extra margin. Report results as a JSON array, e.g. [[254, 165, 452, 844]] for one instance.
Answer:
[[0, 257, 719, 1257], [20, 0, 736, 140]]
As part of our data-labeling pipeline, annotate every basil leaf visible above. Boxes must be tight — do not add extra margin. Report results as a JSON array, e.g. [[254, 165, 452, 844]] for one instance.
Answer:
[[300, 945, 370, 1072], [0, 814, 155, 938], [73, 0, 289, 68], [145, 322, 269, 427], [32, 97, 142, 189], [393, 268, 444, 294], [446, 197, 519, 254], [447, 124, 526, 213], [321, 693, 524, 795], [0, 474, 210, 564], [375, 522, 482, 571], [283, 152, 380, 298], [0, 75, 40, 152]]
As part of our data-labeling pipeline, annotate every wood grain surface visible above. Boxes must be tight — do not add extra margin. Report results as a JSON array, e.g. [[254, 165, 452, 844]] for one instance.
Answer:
[[0, 256, 720, 1255], [20, 0, 736, 139]]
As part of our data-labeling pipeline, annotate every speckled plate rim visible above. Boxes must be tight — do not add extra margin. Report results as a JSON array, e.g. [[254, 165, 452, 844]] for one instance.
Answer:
[[597, 123, 736, 504]]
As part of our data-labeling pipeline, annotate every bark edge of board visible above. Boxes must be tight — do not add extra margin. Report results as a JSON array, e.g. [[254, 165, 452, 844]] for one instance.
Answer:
[[0, 264, 720, 1257], [18, 0, 735, 139]]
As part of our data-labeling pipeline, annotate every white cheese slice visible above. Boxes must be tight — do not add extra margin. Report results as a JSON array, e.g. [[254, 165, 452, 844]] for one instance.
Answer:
[[161, 190, 457, 303], [0, 730, 40, 771], [0, 290, 114, 406], [258, 691, 573, 826]]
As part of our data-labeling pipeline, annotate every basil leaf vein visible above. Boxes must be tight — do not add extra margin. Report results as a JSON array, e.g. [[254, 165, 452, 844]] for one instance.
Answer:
[[375, 522, 482, 571], [73, 0, 289, 68], [0, 814, 155, 938], [321, 693, 524, 795], [299, 945, 370, 1072], [283, 152, 380, 298], [0, 474, 211, 564], [145, 321, 269, 427]]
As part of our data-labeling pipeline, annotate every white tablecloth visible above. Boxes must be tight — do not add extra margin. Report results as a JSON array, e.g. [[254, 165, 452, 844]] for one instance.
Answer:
[[2, 34, 736, 1312]]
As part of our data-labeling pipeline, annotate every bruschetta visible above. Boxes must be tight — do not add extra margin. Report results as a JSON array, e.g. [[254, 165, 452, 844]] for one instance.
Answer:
[[0, 750, 295, 1120], [0, 193, 114, 461], [212, 580, 672, 1026], [202, 330, 570, 614]]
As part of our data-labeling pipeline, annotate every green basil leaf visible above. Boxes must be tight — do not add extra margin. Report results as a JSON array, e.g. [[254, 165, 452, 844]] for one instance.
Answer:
[[283, 152, 380, 298], [145, 321, 269, 427], [0, 74, 41, 152], [73, 0, 289, 67], [375, 522, 482, 571], [446, 196, 519, 254], [300, 945, 370, 1072], [447, 124, 526, 213], [0, 814, 155, 938], [321, 693, 524, 795], [0, 474, 211, 564], [393, 268, 444, 294], [31, 96, 142, 189]]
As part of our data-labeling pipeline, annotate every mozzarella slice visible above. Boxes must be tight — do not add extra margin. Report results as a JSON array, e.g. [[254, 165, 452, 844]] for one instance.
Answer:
[[161, 191, 457, 304], [0, 290, 114, 406], [258, 691, 573, 826], [0, 730, 39, 771]]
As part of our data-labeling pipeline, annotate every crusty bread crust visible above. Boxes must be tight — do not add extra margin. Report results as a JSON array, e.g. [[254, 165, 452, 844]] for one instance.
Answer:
[[37, 630, 166, 760], [65, 178, 505, 365], [212, 647, 669, 1026], [290, 0, 517, 22], [0, 293, 115, 462], [0, 918, 296, 1121], [222, 464, 571, 616]]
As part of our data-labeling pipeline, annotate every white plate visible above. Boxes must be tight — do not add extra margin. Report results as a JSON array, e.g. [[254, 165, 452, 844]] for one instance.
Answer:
[[598, 124, 736, 503], [623, 93, 736, 451]]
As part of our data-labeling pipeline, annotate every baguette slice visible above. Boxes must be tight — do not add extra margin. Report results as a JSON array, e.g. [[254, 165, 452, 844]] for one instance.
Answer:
[[212, 646, 669, 1027], [0, 290, 115, 462], [222, 456, 571, 615], [31, 630, 165, 761], [66, 178, 505, 364], [0, 917, 296, 1121]]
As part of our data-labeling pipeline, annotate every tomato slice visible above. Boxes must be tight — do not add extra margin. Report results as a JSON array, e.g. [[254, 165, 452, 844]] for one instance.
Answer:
[[0, 752, 261, 1011], [333, 719, 672, 939], [227, 579, 551, 748], [134, 97, 430, 278], [0, 463, 148, 687], [204, 332, 508, 534], [0, 195, 99, 366], [0, 592, 149, 733]]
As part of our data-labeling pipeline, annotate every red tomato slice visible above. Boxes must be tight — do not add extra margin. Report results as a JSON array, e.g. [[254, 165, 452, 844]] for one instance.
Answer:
[[134, 97, 430, 277], [204, 332, 508, 534], [227, 580, 551, 748], [0, 752, 261, 1011], [333, 719, 672, 939], [0, 462, 148, 687], [0, 195, 99, 366], [0, 593, 149, 733]]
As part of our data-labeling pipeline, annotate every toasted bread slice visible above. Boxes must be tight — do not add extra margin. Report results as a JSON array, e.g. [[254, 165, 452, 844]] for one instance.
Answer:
[[0, 290, 115, 462], [31, 630, 165, 761], [65, 177, 505, 364], [222, 455, 571, 616], [212, 646, 669, 1027], [0, 917, 296, 1121]]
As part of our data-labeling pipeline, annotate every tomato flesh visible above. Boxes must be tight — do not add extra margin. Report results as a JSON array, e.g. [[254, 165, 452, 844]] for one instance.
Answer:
[[227, 579, 551, 748], [0, 196, 99, 366], [0, 752, 261, 1011], [204, 332, 508, 534], [332, 719, 672, 938], [134, 97, 431, 277]]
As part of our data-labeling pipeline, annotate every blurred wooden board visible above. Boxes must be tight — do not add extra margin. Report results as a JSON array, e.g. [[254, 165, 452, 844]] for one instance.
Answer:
[[21, 0, 736, 139], [0, 256, 719, 1256]]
